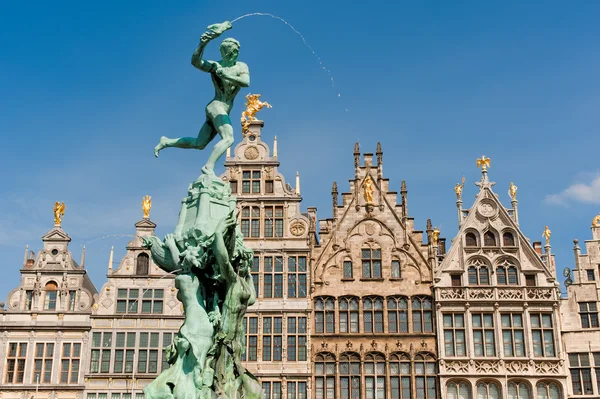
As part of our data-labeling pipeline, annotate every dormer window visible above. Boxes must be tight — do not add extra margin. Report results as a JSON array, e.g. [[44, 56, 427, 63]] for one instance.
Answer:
[[242, 171, 261, 194], [136, 253, 150, 275], [503, 232, 515, 246], [497, 260, 518, 285], [483, 231, 497, 247], [44, 281, 58, 310], [468, 259, 490, 285], [465, 232, 478, 247]]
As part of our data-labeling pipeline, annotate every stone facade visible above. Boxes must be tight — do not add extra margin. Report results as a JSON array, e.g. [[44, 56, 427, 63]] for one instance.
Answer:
[[560, 222, 600, 397], [310, 143, 438, 399], [0, 224, 97, 399], [435, 168, 568, 398]]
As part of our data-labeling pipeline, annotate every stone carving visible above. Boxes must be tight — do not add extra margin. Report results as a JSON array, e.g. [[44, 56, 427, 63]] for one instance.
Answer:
[[505, 361, 530, 374], [469, 288, 495, 300], [535, 361, 561, 374], [474, 360, 501, 374], [526, 288, 554, 300], [445, 361, 470, 373], [244, 146, 259, 160], [290, 222, 306, 237], [365, 222, 376, 236], [498, 288, 524, 300], [478, 202, 496, 218], [438, 288, 466, 300]]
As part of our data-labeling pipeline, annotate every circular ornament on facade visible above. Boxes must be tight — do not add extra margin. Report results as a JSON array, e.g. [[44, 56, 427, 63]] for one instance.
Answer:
[[290, 222, 306, 236], [244, 146, 259, 160], [477, 200, 497, 218]]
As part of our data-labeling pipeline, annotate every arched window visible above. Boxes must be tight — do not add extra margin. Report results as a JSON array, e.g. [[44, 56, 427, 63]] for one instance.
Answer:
[[136, 253, 150, 275], [364, 353, 386, 399], [536, 381, 561, 399], [503, 232, 515, 246], [390, 353, 411, 399], [412, 296, 433, 333], [315, 353, 336, 399], [477, 381, 500, 399], [468, 259, 490, 285], [508, 381, 530, 399], [362, 247, 382, 279], [465, 232, 478, 247], [484, 231, 497, 247], [497, 259, 518, 285], [447, 381, 470, 399], [415, 354, 437, 398], [387, 296, 409, 333], [44, 281, 58, 311], [339, 297, 359, 333], [339, 353, 360, 399], [363, 297, 384, 333], [314, 297, 335, 333]]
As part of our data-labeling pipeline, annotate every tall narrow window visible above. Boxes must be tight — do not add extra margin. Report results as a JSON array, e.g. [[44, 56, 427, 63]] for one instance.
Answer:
[[114, 332, 136, 373], [363, 297, 384, 333], [137, 332, 159, 374], [412, 296, 433, 333], [241, 206, 260, 238], [243, 316, 258, 361], [343, 260, 353, 279], [390, 353, 411, 399], [262, 382, 281, 399], [141, 289, 164, 314], [579, 302, 600, 328], [265, 180, 274, 193], [465, 232, 478, 247], [262, 317, 282, 361], [60, 343, 81, 384], [90, 332, 112, 373], [315, 297, 335, 333], [476, 382, 500, 399], [339, 297, 359, 333], [287, 317, 307, 361], [25, 290, 33, 310], [391, 260, 401, 278], [264, 256, 283, 298], [414, 354, 437, 399], [443, 314, 466, 356], [229, 180, 237, 194], [287, 381, 307, 399], [447, 381, 470, 399], [288, 255, 307, 298], [44, 281, 58, 310], [472, 314, 495, 357], [364, 353, 386, 399], [387, 296, 408, 333], [315, 353, 336, 399], [588, 270, 596, 281], [116, 288, 139, 313], [362, 247, 382, 279], [484, 231, 497, 246], [5, 342, 27, 383], [251, 256, 259, 296], [502, 314, 525, 357], [339, 353, 361, 399], [242, 170, 261, 193], [468, 259, 490, 285], [497, 260, 518, 285], [33, 343, 54, 383], [264, 206, 283, 237], [68, 291, 77, 311], [530, 313, 555, 357], [136, 253, 149, 275], [503, 232, 515, 246], [507, 382, 530, 399], [569, 353, 593, 395], [161, 333, 174, 371]]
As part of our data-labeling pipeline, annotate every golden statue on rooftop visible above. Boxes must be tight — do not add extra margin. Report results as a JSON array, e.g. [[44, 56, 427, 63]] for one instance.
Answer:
[[543, 225, 551, 245], [476, 155, 491, 172], [53, 202, 65, 226], [241, 93, 271, 134], [454, 177, 465, 200], [142, 195, 152, 219], [432, 227, 440, 246], [508, 182, 518, 201], [592, 213, 600, 228], [363, 175, 375, 205]]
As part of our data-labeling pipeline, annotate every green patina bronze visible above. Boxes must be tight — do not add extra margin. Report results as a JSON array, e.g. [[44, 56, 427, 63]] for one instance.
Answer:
[[143, 21, 261, 399]]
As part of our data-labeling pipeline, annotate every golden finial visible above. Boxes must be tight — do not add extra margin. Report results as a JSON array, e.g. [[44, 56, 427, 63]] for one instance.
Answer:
[[142, 195, 152, 219], [542, 225, 551, 245], [508, 182, 518, 201], [476, 155, 491, 172], [454, 177, 465, 200], [432, 227, 440, 246], [363, 175, 375, 205], [592, 213, 600, 228], [53, 201, 65, 226], [240, 93, 272, 134]]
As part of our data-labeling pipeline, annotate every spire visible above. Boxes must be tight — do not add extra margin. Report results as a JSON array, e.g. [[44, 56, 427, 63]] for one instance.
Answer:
[[23, 245, 29, 267], [108, 246, 114, 272], [354, 142, 360, 177], [332, 181, 338, 210], [295, 172, 300, 195], [273, 136, 278, 158], [80, 245, 86, 268], [376, 142, 383, 178], [401, 180, 408, 216], [226, 146, 231, 158]]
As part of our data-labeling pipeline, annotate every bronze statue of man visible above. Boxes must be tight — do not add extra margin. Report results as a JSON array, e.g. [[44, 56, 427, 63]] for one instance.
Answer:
[[154, 21, 250, 175]]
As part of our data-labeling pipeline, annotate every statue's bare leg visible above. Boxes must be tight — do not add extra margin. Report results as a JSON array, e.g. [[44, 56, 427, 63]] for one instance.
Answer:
[[201, 112, 234, 175], [154, 121, 216, 157]]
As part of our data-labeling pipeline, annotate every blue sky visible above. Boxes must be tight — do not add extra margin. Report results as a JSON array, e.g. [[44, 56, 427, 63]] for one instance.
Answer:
[[1, 1, 600, 298]]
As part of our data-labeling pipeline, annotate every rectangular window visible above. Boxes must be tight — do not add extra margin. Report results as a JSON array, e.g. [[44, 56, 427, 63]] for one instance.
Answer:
[[114, 332, 136, 373], [443, 314, 466, 356], [343, 261, 353, 279], [451, 275, 461, 287], [229, 180, 237, 194], [44, 291, 57, 310], [162, 333, 174, 371], [241, 207, 260, 238], [361, 248, 382, 279], [525, 275, 536, 287], [25, 290, 33, 310], [116, 288, 139, 313], [141, 289, 164, 314], [244, 316, 258, 361], [68, 291, 77, 311], [472, 314, 495, 357], [287, 317, 307, 362], [287, 381, 307, 399], [588, 269, 596, 281], [33, 343, 54, 383], [288, 256, 307, 298], [90, 332, 112, 373], [251, 256, 259, 296], [531, 313, 555, 357], [594, 352, 600, 397], [265, 206, 284, 238], [579, 302, 600, 328], [390, 357, 411, 399], [137, 332, 160, 373], [262, 382, 282, 399], [502, 313, 525, 357], [5, 343, 27, 383], [391, 260, 401, 278], [263, 256, 283, 298], [242, 170, 261, 193], [60, 343, 81, 384], [265, 180, 274, 193], [570, 353, 593, 395], [262, 317, 282, 361]]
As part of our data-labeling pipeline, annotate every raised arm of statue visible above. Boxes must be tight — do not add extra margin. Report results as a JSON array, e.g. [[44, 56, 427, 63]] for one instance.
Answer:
[[191, 21, 232, 73]]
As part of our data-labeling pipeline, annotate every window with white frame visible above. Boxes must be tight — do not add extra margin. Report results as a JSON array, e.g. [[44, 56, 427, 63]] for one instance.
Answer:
[[114, 332, 136, 373], [387, 296, 409, 333], [314, 297, 335, 333], [262, 381, 282, 399], [530, 313, 555, 357], [315, 353, 336, 399], [412, 296, 433, 333], [288, 255, 307, 298], [264, 256, 283, 298], [286, 381, 307, 399], [472, 314, 495, 357], [262, 316, 282, 361], [447, 381, 470, 399], [414, 354, 437, 399], [468, 259, 490, 285], [361, 247, 382, 279], [443, 313, 466, 357], [60, 342, 81, 384], [5, 343, 27, 383], [507, 381, 530, 399], [287, 316, 307, 361], [363, 297, 384, 333], [364, 353, 386, 399], [339, 352, 361, 399], [496, 259, 518, 285], [32, 343, 54, 383], [90, 332, 112, 373], [502, 313, 525, 357], [137, 332, 160, 373], [339, 297, 359, 333], [536, 381, 561, 399], [389, 353, 411, 399], [476, 381, 500, 399]]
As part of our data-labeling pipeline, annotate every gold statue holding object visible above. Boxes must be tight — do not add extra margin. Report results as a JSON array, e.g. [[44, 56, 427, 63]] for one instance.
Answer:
[[592, 213, 600, 228], [454, 177, 465, 200], [241, 93, 271, 134], [53, 202, 66, 226], [142, 195, 152, 219], [363, 175, 375, 205], [476, 155, 491, 172], [432, 227, 440, 246], [508, 182, 518, 201], [542, 225, 551, 245]]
